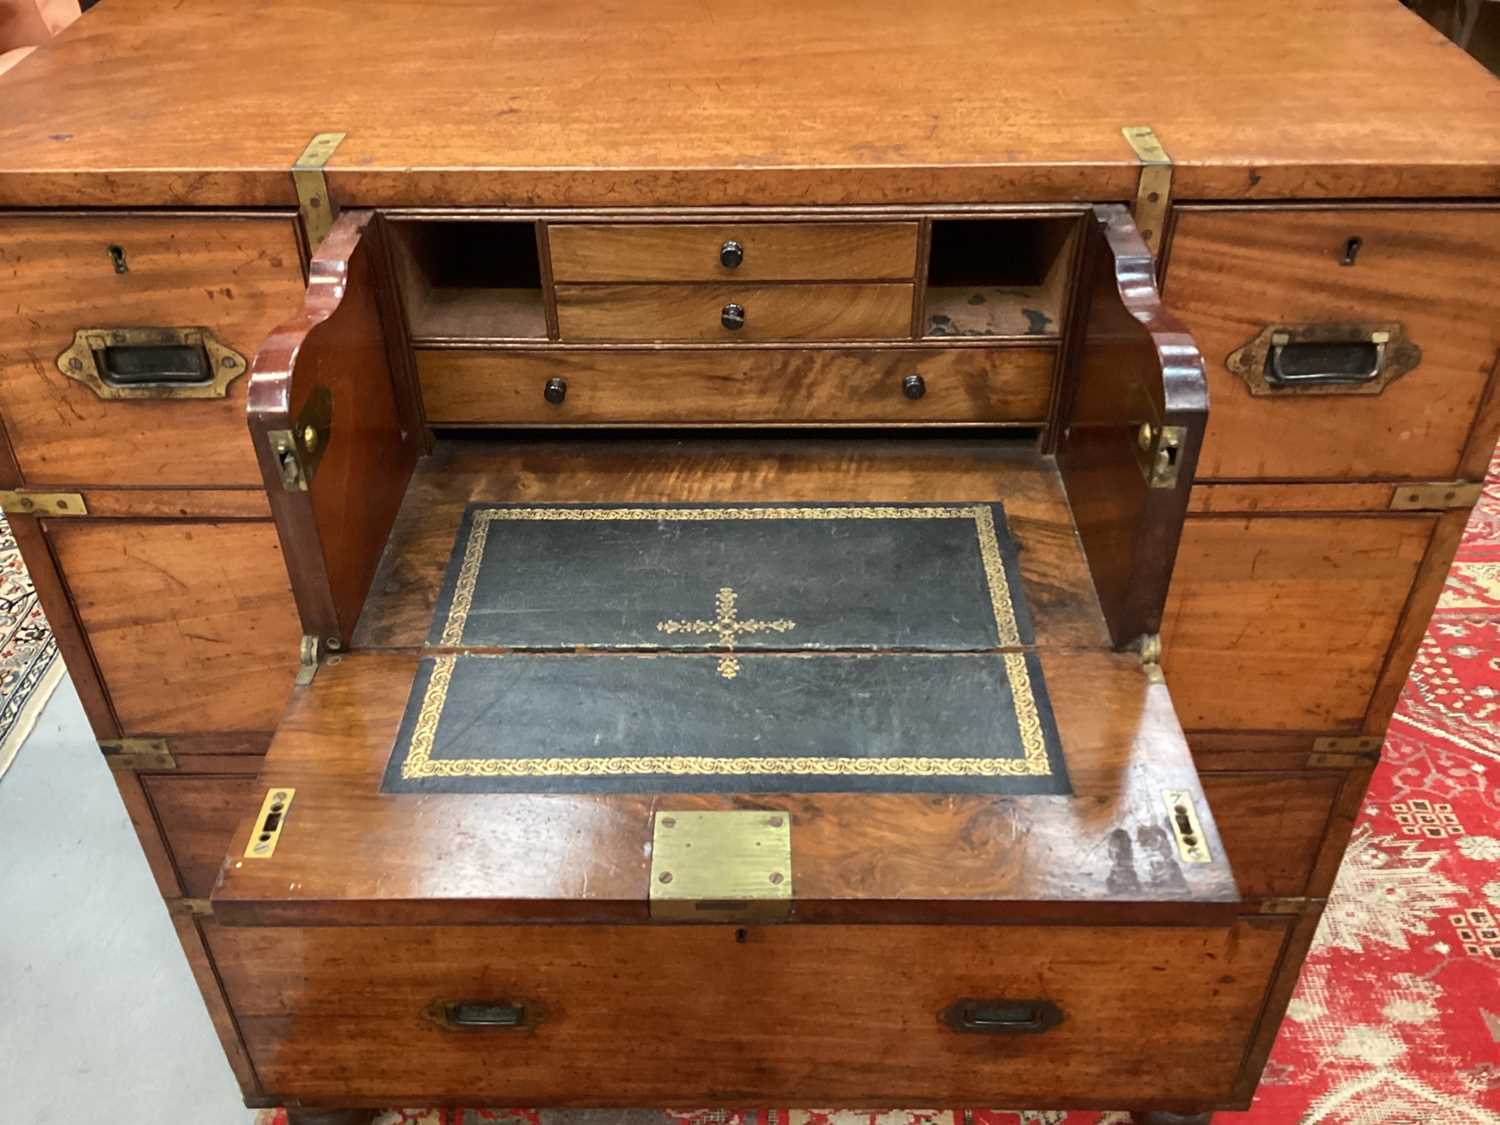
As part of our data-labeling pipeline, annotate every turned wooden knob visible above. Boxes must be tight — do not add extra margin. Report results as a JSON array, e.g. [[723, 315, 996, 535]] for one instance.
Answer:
[[543, 377, 567, 404], [721, 303, 746, 331], [719, 240, 744, 268], [902, 373, 926, 400]]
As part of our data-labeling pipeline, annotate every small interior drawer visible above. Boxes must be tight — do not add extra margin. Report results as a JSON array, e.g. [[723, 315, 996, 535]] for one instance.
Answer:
[[555, 282, 914, 341], [1165, 206, 1500, 481], [548, 221, 920, 282], [416, 347, 1055, 425]]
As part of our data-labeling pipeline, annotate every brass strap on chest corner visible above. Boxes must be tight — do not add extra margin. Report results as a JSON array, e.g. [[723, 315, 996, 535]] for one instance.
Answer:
[[1121, 125, 1172, 258], [165, 897, 213, 918], [1306, 735, 1383, 769], [292, 131, 346, 251], [1390, 481, 1485, 511], [0, 490, 87, 517], [100, 738, 176, 771]]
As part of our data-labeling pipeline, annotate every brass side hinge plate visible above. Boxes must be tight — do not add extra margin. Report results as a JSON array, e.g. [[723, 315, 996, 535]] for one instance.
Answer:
[[1307, 735, 1383, 768], [1163, 789, 1212, 864], [165, 897, 213, 918], [1389, 481, 1485, 511], [294, 634, 322, 686], [292, 131, 346, 250], [56, 327, 247, 400], [243, 787, 295, 859], [267, 385, 333, 492], [100, 737, 175, 771], [1121, 125, 1172, 257], [649, 810, 792, 922], [0, 490, 87, 517]]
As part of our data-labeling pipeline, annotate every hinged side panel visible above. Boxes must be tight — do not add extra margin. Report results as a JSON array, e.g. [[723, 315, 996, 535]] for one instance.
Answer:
[[247, 211, 422, 650], [1057, 205, 1209, 649]]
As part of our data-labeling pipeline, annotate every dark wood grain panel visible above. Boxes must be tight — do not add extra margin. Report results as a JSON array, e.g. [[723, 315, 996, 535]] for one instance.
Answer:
[[1165, 207, 1500, 482], [416, 348, 1055, 425], [1199, 771, 1343, 900], [212, 921, 1284, 1106], [0, 213, 305, 487], [555, 283, 913, 341], [143, 774, 260, 898], [548, 222, 919, 281], [45, 520, 302, 735], [1161, 514, 1435, 731]]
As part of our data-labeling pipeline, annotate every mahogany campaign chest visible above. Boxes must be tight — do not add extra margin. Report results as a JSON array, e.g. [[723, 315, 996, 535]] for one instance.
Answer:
[[2, 2, 1499, 1122]]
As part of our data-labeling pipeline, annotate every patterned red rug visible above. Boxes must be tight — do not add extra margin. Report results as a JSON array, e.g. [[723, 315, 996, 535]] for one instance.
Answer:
[[255, 457, 1500, 1122]]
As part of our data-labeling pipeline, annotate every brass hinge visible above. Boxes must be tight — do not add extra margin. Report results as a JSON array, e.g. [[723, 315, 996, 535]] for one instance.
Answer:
[[649, 810, 792, 922], [1389, 481, 1485, 511], [165, 896, 213, 918], [1134, 633, 1166, 683], [243, 787, 295, 859], [100, 737, 175, 771], [291, 131, 346, 251], [1121, 125, 1172, 257], [1307, 735, 1383, 769], [0, 490, 87, 517], [294, 634, 322, 686], [1163, 789, 1212, 864], [267, 385, 333, 492]]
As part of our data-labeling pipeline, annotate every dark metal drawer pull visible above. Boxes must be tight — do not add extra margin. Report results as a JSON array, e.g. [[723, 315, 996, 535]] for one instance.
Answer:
[[721, 303, 746, 331], [941, 997, 1064, 1035], [544, 377, 568, 405], [428, 1000, 530, 1029], [720, 240, 744, 269], [902, 373, 926, 400], [56, 326, 248, 400], [1226, 322, 1421, 397]]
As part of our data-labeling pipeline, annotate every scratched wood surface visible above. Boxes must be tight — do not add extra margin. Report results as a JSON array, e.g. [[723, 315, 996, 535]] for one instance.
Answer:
[[210, 920, 1286, 1106], [1, 0, 1497, 206]]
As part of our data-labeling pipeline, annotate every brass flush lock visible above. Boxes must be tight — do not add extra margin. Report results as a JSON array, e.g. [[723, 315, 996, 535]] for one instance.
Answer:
[[244, 788, 295, 859], [267, 386, 333, 491], [1163, 789, 1211, 864]]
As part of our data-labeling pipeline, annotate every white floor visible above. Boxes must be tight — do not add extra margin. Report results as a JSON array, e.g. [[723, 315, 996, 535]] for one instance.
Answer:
[[0, 675, 258, 1124]]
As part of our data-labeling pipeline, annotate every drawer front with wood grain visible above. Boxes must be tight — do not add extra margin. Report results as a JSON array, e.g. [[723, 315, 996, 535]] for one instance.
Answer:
[[45, 520, 302, 735], [1199, 770, 1344, 900], [1161, 514, 1438, 732], [417, 347, 1055, 425], [0, 213, 306, 487], [142, 773, 261, 899], [213, 921, 1284, 1104], [1164, 206, 1500, 482], [555, 283, 914, 341], [548, 222, 920, 282]]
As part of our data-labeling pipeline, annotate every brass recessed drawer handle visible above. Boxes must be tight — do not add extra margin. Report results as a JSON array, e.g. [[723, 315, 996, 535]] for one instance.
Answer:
[[941, 997, 1064, 1035], [721, 302, 746, 331], [1226, 322, 1421, 397], [56, 327, 247, 400], [426, 1000, 533, 1030]]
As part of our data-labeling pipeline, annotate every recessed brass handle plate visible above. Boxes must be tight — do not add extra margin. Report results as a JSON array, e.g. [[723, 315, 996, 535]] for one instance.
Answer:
[[424, 999, 539, 1031], [56, 327, 247, 400], [1226, 322, 1421, 396], [941, 997, 1064, 1035]]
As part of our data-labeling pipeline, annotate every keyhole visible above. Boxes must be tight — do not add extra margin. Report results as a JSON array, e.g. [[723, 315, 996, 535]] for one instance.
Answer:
[[1340, 236, 1362, 267], [107, 244, 128, 274]]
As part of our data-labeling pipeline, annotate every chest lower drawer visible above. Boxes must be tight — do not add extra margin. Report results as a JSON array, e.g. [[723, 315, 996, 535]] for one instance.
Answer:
[[211, 921, 1283, 1104], [416, 347, 1054, 425], [555, 282, 915, 341], [548, 221, 920, 282]]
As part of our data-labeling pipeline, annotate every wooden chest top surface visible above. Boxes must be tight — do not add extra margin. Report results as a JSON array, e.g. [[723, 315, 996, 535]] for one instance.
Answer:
[[1, 0, 1498, 207]]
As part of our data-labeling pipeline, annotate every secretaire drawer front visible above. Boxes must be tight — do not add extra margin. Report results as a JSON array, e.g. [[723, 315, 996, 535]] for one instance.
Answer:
[[555, 283, 914, 341], [1164, 207, 1500, 481], [417, 347, 1055, 424], [548, 222, 920, 282], [0, 214, 306, 487], [214, 922, 1281, 1103]]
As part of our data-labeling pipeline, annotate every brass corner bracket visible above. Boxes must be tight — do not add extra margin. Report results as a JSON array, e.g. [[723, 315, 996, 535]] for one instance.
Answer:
[[1121, 125, 1172, 257], [100, 738, 175, 771], [292, 131, 347, 251], [0, 490, 87, 517]]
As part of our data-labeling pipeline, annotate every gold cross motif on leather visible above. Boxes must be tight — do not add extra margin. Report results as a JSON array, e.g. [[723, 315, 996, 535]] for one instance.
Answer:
[[657, 586, 797, 680]]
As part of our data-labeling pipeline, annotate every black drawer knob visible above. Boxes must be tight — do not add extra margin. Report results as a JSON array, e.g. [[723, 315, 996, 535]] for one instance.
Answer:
[[543, 377, 567, 405], [719, 240, 744, 269], [721, 303, 746, 331], [902, 373, 926, 400]]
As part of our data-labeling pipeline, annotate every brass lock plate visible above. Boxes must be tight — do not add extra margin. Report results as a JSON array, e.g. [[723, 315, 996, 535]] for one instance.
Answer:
[[243, 787, 295, 859], [268, 385, 334, 492], [649, 810, 792, 922], [1163, 789, 1212, 864]]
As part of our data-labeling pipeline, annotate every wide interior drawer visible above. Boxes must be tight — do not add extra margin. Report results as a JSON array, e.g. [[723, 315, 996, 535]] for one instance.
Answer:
[[416, 347, 1055, 425], [211, 920, 1284, 1104], [555, 282, 914, 341], [1164, 206, 1500, 481], [0, 213, 306, 488], [548, 221, 920, 282]]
